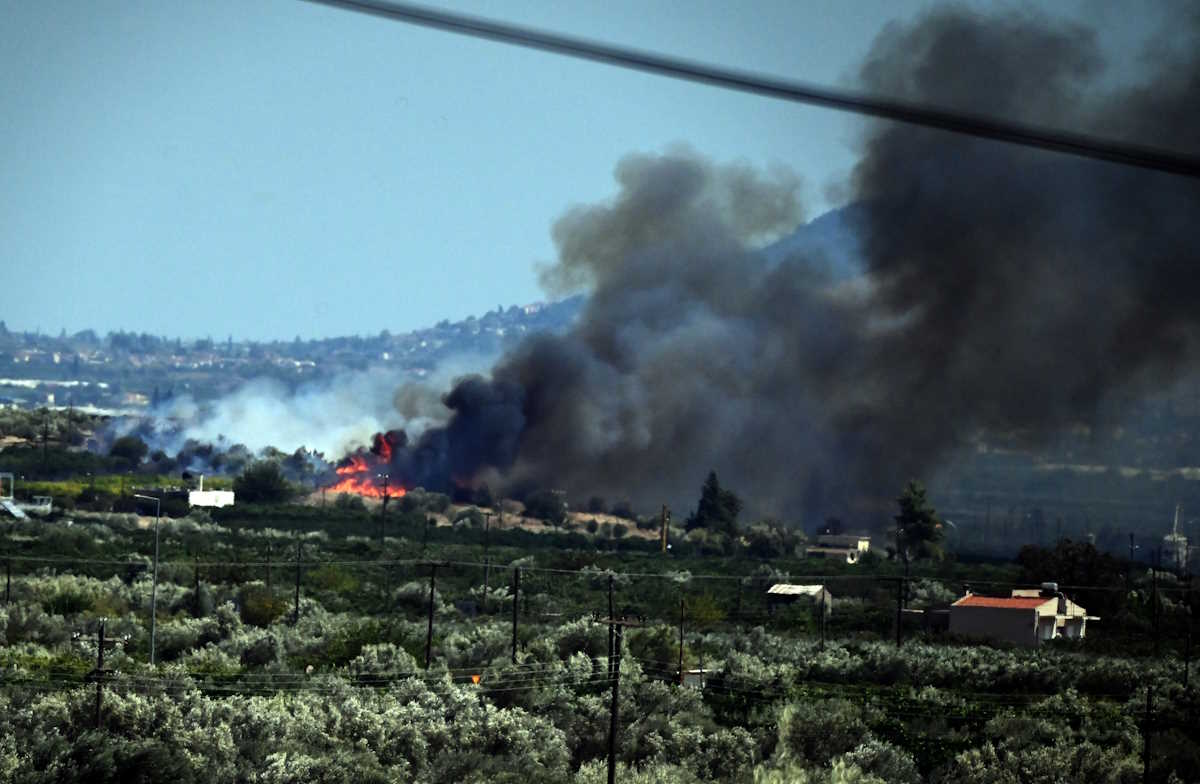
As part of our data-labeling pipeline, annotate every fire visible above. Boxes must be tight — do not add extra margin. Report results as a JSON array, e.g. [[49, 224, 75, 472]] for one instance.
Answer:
[[324, 450, 406, 499]]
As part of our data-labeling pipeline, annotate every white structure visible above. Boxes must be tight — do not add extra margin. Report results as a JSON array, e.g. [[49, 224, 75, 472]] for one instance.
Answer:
[[187, 475, 235, 508], [766, 583, 833, 615], [807, 534, 871, 564], [0, 472, 51, 518], [1164, 504, 1189, 573]]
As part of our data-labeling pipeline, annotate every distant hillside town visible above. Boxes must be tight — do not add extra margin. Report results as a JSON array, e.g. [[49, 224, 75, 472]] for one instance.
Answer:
[[0, 296, 583, 414]]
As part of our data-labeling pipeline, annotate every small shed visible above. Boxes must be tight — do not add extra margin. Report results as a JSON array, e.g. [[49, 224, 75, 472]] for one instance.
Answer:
[[766, 584, 832, 615]]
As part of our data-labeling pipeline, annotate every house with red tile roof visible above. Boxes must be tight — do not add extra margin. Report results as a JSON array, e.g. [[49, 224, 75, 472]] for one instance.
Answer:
[[949, 588, 1095, 647]]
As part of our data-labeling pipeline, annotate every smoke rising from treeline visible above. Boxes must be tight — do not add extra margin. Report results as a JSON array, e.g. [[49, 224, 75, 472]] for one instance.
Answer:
[[376, 6, 1200, 523], [337, 7, 1200, 524]]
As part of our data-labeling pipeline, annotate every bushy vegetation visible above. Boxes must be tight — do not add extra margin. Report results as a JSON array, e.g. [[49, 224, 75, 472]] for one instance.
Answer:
[[0, 504, 1195, 783]]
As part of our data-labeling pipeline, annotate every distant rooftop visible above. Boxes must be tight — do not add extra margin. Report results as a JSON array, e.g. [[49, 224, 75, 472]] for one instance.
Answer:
[[952, 595, 1054, 610], [766, 584, 827, 597]]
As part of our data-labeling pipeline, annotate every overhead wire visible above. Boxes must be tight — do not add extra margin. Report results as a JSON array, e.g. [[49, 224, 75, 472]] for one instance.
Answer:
[[299, 0, 1200, 179], [8, 550, 1193, 596]]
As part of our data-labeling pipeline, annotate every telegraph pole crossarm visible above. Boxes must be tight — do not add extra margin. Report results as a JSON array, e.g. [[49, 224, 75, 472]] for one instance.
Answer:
[[74, 618, 130, 730], [423, 561, 451, 669], [591, 613, 643, 784]]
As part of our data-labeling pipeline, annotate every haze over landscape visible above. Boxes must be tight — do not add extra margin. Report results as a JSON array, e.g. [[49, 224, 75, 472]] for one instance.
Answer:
[[3, 2, 1200, 782]]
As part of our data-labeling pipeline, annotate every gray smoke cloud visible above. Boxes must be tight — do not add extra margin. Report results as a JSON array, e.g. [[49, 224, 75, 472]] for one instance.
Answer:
[[843, 4, 1200, 493], [366, 5, 1200, 525]]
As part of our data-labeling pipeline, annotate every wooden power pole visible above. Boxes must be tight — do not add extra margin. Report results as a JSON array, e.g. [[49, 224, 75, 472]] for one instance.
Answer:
[[74, 619, 127, 730], [595, 613, 642, 784]]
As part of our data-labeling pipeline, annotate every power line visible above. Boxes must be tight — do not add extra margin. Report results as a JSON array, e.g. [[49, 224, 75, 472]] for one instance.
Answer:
[[301, 0, 1200, 179], [9, 551, 1192, 594]]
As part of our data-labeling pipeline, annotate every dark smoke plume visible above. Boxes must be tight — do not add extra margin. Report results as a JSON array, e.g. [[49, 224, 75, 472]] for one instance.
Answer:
[[379, 5, 1200, 525]]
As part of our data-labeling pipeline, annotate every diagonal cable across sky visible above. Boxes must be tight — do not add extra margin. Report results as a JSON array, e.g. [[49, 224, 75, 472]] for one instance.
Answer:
[[303, 0, 1200, 179]]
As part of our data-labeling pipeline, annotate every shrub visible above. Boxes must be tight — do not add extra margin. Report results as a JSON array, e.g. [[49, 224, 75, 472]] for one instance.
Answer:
[[524, 490, 567, 526], [240, 632, 280, 667], [239, 586, 288, 627], [776, 699, 871, 765], [109, 435, 149, 466], [234, 462, 292, 504], [453, 507, 485, 528], [334, 493, 367, 513], [307, 565, 359, 595], [43, 589, 91, 616], [839, 740, 920, 784]]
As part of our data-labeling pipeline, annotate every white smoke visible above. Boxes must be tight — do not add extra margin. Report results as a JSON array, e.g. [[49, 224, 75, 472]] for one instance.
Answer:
[[135, 350, 501, 460]]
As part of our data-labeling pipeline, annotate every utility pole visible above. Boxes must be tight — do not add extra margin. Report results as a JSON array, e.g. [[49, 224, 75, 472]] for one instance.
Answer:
[[192, 556, 201, 617], [292, 540, 303, 625], [608, 622, 623, 784], [597, 613, 642, 784], [608, 575, 615, 679], [677, 598, 686, 685], [1129, 533, 1138, 591], [425, 562, 438, 669], [378, 472, 390, 542], [133, 494, 161, 666], [1185, 619, 1192, 690], [660, 505, 670, 554], [1153, 548, 1162, 658], [383, 547, 394, 598], [483, 513, 492, 613], [266, 543, 272, 591], [1143, 686, 1154, 783], [895, 577, 904, 648], [74, 619, 127, 730], [819, 585, 826, 649], [1185, 571, 1195, 686], [511, 567, 521, 664]]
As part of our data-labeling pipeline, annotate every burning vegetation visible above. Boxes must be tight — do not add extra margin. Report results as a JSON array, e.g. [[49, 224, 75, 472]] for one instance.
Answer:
[[325, 431, 407, 499]]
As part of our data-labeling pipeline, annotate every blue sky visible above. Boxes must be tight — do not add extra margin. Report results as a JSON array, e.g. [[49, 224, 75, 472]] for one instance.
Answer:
[[0, 0, 1158, 340]]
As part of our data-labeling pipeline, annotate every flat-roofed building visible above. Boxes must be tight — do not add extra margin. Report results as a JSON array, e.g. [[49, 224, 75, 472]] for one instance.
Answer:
[[806, 534, 871, 564]]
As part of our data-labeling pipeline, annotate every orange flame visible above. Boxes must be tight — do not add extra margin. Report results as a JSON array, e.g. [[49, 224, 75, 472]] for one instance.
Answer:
[[325, 454, 406, 499]]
